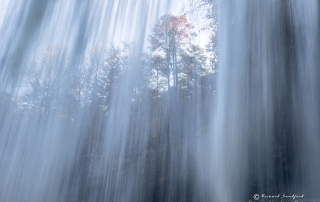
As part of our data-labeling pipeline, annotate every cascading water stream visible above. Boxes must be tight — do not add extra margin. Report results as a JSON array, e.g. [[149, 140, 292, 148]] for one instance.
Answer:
[[214, 1, 320, 201], [1, 0, 214, 201], [1, 0, 320, 202]]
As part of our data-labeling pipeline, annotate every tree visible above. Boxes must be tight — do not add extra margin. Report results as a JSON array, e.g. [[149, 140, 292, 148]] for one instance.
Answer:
[[80, 44, 131, 111], [179, 44, 208, 98], [183, 0, 218, 69], [22, 48, 67, 115], [149, 14, 195, 89]]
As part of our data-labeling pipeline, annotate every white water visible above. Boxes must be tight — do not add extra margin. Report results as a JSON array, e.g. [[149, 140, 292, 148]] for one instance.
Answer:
[[213, 1, 320, 201], [0, 0, 214, 201], [1, 0, 319, 202]]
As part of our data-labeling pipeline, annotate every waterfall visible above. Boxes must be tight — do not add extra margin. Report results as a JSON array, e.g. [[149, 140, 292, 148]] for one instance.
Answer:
[[214, 1, 320, 201], [0, 0, 213, 201], [1, 0, 319, 201]]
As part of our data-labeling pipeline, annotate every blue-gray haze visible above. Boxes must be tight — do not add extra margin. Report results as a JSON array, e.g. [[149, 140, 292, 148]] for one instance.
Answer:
[[0, 0, 319, 201]]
